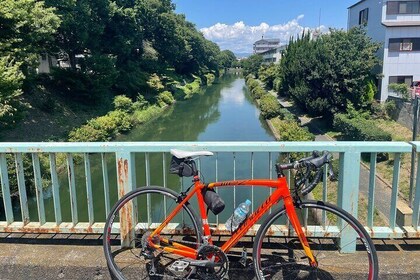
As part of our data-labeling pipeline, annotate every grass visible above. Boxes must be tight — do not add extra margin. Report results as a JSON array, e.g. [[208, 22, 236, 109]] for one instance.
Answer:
[[318, 116, 413, 201], [312, 180, 387, 226], [369, 119, 412, 201]]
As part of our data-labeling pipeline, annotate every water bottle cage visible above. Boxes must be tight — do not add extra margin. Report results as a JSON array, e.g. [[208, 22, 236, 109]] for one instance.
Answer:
[[228, 213, 249, 234]]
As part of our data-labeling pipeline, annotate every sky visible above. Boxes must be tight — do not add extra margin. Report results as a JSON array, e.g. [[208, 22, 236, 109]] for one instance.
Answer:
[[173, 0, 358, 54]]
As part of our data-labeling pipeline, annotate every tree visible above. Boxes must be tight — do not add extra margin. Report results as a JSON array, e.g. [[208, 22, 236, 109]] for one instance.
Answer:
[[0, 0, 60, 66], [242, 54, 263, 78], [217, 50, 236, 69], [0, 57, 25, 126], [0, 0, 59, 127], [278, 27, 380, 117]]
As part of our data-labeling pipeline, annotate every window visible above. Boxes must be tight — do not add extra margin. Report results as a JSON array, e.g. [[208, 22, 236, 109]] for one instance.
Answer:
[[387, 1, 420, 14], [389, 38, 420, 51], [389, 76, 413, 86], [359, 8, 369, 25], [401, 39, 413, 51]]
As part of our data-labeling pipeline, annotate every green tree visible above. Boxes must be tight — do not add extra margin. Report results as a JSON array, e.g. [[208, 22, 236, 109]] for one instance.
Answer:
[[278, 27, 380, 117], [242, 54, 263, 78], [0, 0, 60, 66], [0, 57, 25, 126], [217, 50, 236, 69]]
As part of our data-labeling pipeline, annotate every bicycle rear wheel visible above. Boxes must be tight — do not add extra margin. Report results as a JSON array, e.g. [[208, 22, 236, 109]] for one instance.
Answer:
[[253, 200, 378, 279], [103, 186, 202, 280]]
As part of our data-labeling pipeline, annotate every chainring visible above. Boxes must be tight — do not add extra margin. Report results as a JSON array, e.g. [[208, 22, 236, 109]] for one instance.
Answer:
[[196, 245, 229, 280]]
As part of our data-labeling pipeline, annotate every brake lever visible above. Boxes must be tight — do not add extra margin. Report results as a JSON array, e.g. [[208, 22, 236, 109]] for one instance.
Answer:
[[328, 162, 336, 181]]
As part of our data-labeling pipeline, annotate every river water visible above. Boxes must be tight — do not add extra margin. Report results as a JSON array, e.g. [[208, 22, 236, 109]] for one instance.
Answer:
[[26, 75, 277, 223]]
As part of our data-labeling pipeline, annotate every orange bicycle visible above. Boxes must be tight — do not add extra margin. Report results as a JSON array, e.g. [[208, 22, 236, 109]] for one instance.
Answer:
[[103, 149, 378, 279]]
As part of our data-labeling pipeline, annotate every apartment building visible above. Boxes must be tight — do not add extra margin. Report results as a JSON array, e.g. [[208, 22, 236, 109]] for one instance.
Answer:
[[348, 0, 420, 101], [261, 46, 287, 64], [253, 37, 280, 54]]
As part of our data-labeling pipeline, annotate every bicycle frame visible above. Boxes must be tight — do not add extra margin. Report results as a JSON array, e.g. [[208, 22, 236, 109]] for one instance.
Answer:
[[149, 174, 317, 265]]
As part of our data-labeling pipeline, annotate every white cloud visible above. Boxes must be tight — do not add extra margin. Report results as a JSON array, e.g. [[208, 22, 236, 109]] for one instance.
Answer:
[[200, 15, 327, 54]]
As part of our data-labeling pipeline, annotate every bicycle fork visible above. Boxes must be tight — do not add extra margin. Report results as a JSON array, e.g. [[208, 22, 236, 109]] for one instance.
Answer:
[[284, 196, 318, 267]]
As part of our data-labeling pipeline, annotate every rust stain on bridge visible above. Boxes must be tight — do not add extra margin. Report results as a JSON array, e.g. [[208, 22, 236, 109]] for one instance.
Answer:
[[117, 158, 133, 243]]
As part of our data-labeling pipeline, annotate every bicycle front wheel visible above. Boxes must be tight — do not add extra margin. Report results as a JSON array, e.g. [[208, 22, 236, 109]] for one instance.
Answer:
[[103, 186, 202, 280], [253, 200, 378, 279]]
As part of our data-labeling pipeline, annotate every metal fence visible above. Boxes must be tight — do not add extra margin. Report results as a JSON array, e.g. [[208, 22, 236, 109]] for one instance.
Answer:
[[0, 141, 419, 238]]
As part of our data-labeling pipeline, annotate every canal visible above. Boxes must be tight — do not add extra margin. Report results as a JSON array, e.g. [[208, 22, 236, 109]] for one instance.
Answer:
[[25, 75, 277, 224]]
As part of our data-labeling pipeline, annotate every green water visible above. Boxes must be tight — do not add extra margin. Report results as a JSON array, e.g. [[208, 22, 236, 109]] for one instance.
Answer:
[[26, 75, 277, 224]]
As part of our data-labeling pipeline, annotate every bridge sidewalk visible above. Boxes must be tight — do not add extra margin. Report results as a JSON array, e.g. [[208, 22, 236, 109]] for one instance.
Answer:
[[0, 234, 419, 279]]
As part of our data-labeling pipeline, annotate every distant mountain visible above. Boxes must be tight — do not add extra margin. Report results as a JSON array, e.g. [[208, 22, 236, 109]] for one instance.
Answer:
[[234, 52, 253, 59]]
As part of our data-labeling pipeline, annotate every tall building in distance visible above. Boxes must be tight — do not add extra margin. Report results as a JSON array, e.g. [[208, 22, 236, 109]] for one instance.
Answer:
[[348, 0, 420, 101], [253, 36, 280, 54]]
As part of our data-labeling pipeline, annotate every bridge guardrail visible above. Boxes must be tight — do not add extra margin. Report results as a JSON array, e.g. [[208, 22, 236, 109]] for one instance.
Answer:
[[0, 141, 417, 239]]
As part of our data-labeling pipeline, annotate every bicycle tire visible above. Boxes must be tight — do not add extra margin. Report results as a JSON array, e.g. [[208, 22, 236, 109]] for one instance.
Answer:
[[253, 200, 378, 279], [103, 186, 202, 280]]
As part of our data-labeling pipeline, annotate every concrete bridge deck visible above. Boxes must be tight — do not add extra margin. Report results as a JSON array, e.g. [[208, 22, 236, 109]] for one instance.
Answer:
[[0, 233, 419, 279]]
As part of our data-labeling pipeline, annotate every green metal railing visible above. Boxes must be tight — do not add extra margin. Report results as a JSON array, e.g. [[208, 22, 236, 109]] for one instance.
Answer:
[[0, 141, 419, 239]]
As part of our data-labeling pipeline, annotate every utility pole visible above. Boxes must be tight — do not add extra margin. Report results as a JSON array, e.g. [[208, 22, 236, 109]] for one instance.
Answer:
[[409, 93, 419, 207]]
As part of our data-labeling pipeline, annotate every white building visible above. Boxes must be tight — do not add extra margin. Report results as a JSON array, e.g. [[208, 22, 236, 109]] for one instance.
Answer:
[[348, 0, 420, 101], [261, 46, 287, 64], [253, 37, 280, 54]]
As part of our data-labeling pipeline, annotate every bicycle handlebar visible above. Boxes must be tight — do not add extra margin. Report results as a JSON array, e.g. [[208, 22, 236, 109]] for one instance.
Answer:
[[276, 151, 333, 196]]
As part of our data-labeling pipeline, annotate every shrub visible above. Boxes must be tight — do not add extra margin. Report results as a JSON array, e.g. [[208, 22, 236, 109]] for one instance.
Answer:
[[245, 74, 254, 82], [388, 83, 410, 100], [204, 73, 215, 85], [108, 110, 132, 132], [274, 119, 315, 141], [333, 114, 392, 141], [252, 86, 266, 99], [133, 94, 149, 110], [147, 73, 164, 93], [113, 95, 133, 112], [131, 105, 164, 125], [68, 110, 132, 142], [156, 91, 175, 107], [260, 94, 281, 119], [279, 107, 299, 122], [246, 79, 259, 92], [384, 100, 398, 120]]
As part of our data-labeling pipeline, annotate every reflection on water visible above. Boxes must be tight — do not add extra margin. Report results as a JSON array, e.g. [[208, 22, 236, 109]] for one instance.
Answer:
[[26, 75, 277, 224]]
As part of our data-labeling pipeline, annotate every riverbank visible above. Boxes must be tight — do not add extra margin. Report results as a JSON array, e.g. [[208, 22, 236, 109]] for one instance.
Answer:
[[0, 72, 216, 143]]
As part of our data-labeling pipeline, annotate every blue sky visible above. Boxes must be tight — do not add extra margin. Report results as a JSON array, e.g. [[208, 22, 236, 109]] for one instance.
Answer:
[[173, 0, 358, 54]]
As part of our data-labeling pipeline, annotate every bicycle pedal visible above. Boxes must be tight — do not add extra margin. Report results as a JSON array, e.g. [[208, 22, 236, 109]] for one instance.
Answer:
[[168, 260, 190, 273]]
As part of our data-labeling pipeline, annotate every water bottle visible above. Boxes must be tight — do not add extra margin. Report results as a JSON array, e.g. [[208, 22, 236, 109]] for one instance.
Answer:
[[225, 199, 251, 232]]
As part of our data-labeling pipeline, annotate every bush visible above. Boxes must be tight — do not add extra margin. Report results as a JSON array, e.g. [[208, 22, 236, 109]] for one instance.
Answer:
[[68, 110, 132, 142], [388, 83, 410, 100], [246, 79, 259, 92], [245, 74, 254, 82], [156, 91, 175, 107], [108, 110, 132, 132], [131, 105, 164, 125], [260, 94, 281, 119], [279, 107, 299, 122], [252, 86, 266, 99], [384, 100, 398, 120], [274, 119, 315, 141], [113, 95, 133, 112], [204, 73, 215, 85], [333, 113, 392, 141]]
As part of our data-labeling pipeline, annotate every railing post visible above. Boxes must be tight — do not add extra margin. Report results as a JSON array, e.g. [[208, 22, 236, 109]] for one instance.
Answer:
[[116, 151, 136, 247], [412, 153, 420, 230], [337, 151, 361, 253], [0, 154, 14, 225]]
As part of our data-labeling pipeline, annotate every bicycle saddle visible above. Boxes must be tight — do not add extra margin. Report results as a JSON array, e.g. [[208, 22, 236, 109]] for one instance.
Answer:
[[170, 149, 214, 159]]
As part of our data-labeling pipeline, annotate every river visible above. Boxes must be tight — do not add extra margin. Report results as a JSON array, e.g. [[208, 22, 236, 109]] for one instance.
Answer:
[[25, 75, 277, 223]]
